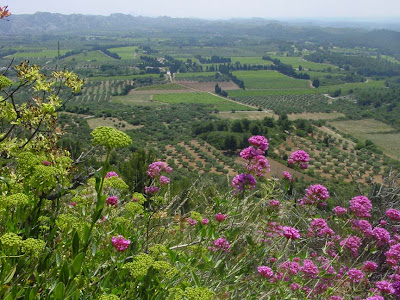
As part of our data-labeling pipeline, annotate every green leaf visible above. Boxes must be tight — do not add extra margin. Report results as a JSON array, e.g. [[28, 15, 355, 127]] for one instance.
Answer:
[[190, 270, 200, 286], [58, 262, 69, 285], [71, 253, 84, 276], [0, 176, 10, 192], [72, 231, 80, 258], [54, 282, 65, 300], [3, 266, 16, 284]]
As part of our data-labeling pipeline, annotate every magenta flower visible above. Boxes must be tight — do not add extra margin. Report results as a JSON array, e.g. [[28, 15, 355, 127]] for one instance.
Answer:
[[362, 261, 378, 272], [329, 296, 343, 300], [365, 296, 384, 300], [106, 196, 118, 207], [111, 235, 131, 251], [302, 184, 329, 206], [347, 268, 364, 283], [310, 218, 335, 237], [240, 146, 258, 160], [147, 161, 172, 179], [288, 150, 310, 165], [257, 266, 274, 278], [68, 202, 77, 207], [105, 171, 119, 178], [385, 243, 400, 266], [248, 135, 269, 152], [283, 171, 293, 181], [387, 209, 400, 221], [300, 259, 319, 278], [159, 175, 170, 185], [42, 160, 51, 166], [340, 235, 362, 257], [375, 280, 395, 294], [283, 226, 300, 240], [210, 238, 230, 252], [351, 219, 373, 236], [349, 195, 372, 218], [333, 206, 347, 216], [372, 227, 391, 246], [201, 218, 209, 225], [231, 173, 257, 194], [187, 218, 197, 226], [215, 213, 227, 222], [145, 186, 160, 194]]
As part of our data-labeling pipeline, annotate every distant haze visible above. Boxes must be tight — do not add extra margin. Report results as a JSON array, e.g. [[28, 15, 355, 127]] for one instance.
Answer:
[[11, 0, 400, 19]]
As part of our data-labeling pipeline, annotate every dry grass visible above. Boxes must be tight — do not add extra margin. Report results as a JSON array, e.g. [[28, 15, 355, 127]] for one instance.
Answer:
[[86, 117, 143, 131]]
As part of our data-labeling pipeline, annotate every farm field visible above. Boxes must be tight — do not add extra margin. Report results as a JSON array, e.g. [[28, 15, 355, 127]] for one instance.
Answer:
[[287, 112, 346, 120], [62, 50, 119, 62], [178, 81, 239, 92], [329, 119, 400, 159], [229, 93, 333, 114], [112, 94, 166, 106], [232, 70, 311, 89], [270, 55, 337, 70], [153, 92, 254, 111], [107, 46, 139, 60]]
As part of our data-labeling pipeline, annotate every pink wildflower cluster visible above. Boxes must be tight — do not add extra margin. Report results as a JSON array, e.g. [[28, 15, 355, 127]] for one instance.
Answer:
[[385, 243, 400, 266], [283, 226, 301, 240], [362, 261, 378, 272], [340, 235, 362, 257], [349, 195, 373, 218], [387, 209, 400, 221], [210, 238, 230, 252], [147, 161, 172, 178], [365, 296, 384, 300], [283, 171, 294, 182], [239, 136, 270, 177], [257, 266, 274, 278], [111, 235, 131, 251], [106, 196, 118, 207], [231, 173, 257, 195], [300, 259, 319, 278], [375, 280, 395, 294], [288, 150, 309, 169], [372, 227, 391, 246], [309, 218, 335, 237], [144, 186, 160, 195], [299, 184, 330, 206], [187, 218, 197, 226], [351, 219, 373, 236], [42, 160, 51, 166], [333, 206, 347, 216], [347, 268, 364, 283], [278, 260, 300, 276], [215, 213, 227, 222], [105, 171, 119, 178], [145, 161, 172, 194], [201, 218, 209, 225]]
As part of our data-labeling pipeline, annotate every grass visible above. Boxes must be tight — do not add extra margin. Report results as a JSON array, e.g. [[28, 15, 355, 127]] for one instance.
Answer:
[[287, 112, 346, 120], [135, 83, 188, 91], [107, 46, 139, 60], [232, 70, 310, 89], [153, 92, 254, 111], [270, 56, 337, 71], [329, 119, 400, 159]]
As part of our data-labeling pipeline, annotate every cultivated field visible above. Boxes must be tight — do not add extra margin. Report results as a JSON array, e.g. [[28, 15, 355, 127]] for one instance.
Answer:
[[232, 70, 311, 89], [153, 92, 253, 111], [178, 81, 239, 92]]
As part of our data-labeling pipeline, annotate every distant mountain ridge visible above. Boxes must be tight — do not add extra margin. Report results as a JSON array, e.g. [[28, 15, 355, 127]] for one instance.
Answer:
[[2, 12, 400, 55]]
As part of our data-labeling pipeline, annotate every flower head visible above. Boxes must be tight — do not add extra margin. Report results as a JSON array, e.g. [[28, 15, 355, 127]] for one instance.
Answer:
[[215, 213, 227, 222], [91, 126, 132, 149], [106, 196, 118, 207], [257, 266, 274, 278], [105, 171, 119, 178], [111, 235, 131, 251], [349, 195, 372, 218], [283, 226, 300, 240], [387, 209, 400, 221], [231, 173, 257, 194]]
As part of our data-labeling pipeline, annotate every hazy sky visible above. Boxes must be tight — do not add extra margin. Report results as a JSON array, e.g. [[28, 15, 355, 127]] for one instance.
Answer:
[[8, 0, 400, 19]]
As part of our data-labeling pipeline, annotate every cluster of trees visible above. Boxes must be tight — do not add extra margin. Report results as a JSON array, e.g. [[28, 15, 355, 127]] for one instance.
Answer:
[[214, 83, 228, 97], [305, 51, 400, 77], [195, 55, 231, 64], [164, 55, 203, 74]]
